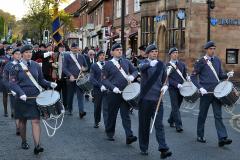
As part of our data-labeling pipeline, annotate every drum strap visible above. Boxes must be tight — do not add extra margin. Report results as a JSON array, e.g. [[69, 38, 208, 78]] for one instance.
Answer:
[[19, 62, 43, 92], [139, 62, 163, 100], [111, 59, 129, 80], [203, 56, 220, 82], [70, 53, 82, 71], [169, 61, 186, 82]]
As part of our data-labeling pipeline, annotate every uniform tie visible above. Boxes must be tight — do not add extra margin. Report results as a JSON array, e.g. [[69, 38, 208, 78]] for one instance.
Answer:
[[27, 61, 31, 67], [100, 62, 104, 66]]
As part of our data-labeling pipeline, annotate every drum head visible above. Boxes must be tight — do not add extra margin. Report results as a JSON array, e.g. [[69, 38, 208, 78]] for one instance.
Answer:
[[214, 81, 233, 98], [36, 90, 60, 106], [180, 81, 198, 97], [122, 83, 140, 101]]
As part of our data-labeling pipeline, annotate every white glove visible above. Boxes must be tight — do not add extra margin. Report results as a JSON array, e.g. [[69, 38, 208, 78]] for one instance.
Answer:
[[150, 60, 158, 67], [167, 66, 173, 76], [50, 82, 58, 89], [126, 75, 135, 82], [177, 84, 183, 89], [11, 90, 16, 96], [100, 85, 107, 92], [20, 95, 27, 101], [43, 51, 53, 58], [227, 71, 234, 78], [113, 87, 121, 94], [187, 76, 191, 81], [199, 88, 208, 95], [161, 85, 168, 95]]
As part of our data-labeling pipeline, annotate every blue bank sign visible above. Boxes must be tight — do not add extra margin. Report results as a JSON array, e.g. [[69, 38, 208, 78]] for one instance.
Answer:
[[211, 18, 240, 26], [155, 14, 168, 23]]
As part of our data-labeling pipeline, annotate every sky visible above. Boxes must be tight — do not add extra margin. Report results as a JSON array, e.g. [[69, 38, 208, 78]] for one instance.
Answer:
[[0, 0, 75, 20]]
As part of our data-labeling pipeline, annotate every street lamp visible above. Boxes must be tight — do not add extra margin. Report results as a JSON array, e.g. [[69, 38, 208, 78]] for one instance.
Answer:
[[207, 0, 215, 41]]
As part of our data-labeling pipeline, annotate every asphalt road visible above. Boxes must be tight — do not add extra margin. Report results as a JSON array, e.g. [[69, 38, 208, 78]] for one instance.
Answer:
[[0, 92, 240, 160]]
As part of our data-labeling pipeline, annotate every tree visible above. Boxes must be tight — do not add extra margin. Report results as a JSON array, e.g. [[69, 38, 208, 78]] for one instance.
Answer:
[[22, 0, 73, 44]]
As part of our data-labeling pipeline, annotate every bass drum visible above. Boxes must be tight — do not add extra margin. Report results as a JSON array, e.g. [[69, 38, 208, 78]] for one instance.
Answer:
[[180, 81, 200, 103], [122, 82, 140, 110], [214, 81, 239, 106]]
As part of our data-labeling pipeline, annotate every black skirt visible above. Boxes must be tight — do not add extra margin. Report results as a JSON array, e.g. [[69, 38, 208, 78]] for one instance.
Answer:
[[15, 98, 40, 119]]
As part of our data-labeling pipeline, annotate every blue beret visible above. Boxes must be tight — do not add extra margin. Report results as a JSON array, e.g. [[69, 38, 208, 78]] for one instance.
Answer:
[[6, 45, 13, 51], [96, 50, 105, 57], [20, 45, 33, 53], [204, 41, 216, 49], [145, 44, 157, 54], [12, 48, 20, 54], [168, 47, 178, 55], [111, 43, 122, 51], [71, 43, 78, 48]]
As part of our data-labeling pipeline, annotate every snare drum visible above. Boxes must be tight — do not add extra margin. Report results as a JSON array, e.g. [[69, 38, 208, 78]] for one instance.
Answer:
[[36, 90, 64, 120], [214, 81, 239, 106], [180, 81, 200, 103], [76, 73, 93, 92], [122, 82, 140, 110]]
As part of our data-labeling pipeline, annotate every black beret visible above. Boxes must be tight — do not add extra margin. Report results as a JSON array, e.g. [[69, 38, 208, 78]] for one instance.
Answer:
[[6, 45, 13, 51], [12, 48, 20, 55], [145, 44, 157, 54], [111, 43, 122, 51], [39, 43, 46, 48], [138, 45, 146, 51], [71, 42, 78, 48], [168, 47, 178, 55], [204, 41, 216, 49], [20, 45, 33, 53], [96, 50, 105, 57]]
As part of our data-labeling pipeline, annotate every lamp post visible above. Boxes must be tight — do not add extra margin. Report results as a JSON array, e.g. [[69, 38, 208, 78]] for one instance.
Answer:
[[207, 0, 215, 42], [121, 0, 126, 56]]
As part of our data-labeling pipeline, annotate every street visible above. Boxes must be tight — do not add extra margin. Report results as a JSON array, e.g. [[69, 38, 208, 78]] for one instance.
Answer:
[[0, 92, 240, 160]]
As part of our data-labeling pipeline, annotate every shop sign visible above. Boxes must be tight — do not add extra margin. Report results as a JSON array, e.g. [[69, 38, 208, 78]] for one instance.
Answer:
[[155, 14, 168, 23], [211, 18, 240, 26], [192, 0, 206, 3]]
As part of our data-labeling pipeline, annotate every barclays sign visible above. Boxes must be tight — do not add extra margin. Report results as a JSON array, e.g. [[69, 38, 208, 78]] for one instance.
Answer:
[[211, 18, 240, 26]]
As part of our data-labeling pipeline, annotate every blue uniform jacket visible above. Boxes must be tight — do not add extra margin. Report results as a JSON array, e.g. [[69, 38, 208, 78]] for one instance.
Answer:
[[139, 59, 167, 102], [102, 58, 138, 91], [191, 56, 228, 91], [63, 53, 88, 78], [89, 62, 104, 90], [167, 61, 187, 89], [9, 60, 51, 97]]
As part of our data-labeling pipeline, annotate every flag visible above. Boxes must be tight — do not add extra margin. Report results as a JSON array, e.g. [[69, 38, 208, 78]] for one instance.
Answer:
[[52, 1, 62, 45]]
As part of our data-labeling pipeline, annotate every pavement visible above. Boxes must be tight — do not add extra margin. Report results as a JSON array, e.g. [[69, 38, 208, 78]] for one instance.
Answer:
[[0, 92, 240, 160]]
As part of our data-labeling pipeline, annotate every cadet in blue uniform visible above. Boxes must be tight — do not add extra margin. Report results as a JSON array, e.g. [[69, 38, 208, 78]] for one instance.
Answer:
[[0, 45, 13, 117], [138, 44, 172, 159], [3, 48, 21, 135], [9, 45, 57, 154], [102, 43, 138, 144], [167, 47, 187, 132], [63, 43, 88, 118], [191, 41, 233, 147], [89, 50, 107, 128]]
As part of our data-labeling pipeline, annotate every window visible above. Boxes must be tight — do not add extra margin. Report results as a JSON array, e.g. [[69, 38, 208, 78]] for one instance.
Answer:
[[116, 0, 121, 18], [141, 17, 155, 45], [167, 10, 186, 50], [134, 0, 140, 12], [226, 49, 238, 64]]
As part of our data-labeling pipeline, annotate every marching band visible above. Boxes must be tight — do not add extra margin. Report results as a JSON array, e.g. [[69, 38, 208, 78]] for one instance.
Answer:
[[0, 40, 238, 159]]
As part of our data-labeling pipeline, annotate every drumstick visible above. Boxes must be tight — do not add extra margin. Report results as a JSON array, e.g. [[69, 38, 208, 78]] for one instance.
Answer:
[[226, 70, 234, 81], [27, 96, 44, 99]]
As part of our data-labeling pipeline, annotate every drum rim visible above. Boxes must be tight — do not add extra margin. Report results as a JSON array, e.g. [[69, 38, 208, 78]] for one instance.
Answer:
[[179, 81, 198, 97], [214, 81, 233, 98], [122, 82, 140, 101]]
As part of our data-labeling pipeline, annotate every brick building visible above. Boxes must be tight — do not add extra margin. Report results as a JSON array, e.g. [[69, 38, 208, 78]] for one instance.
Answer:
[[140, 0, 240, 80]]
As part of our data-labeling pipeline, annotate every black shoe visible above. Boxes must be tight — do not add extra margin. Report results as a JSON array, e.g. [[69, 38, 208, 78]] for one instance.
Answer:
[[126, 135, 137, 144], [160, 150, 172, 159], [11, 113, 14, 118], [168, 121, 175, 128], [94, 123, 99, 128], [106, 136, 115, 141], [218, 138, 232, 147], [140, 150, 148, 156], [34, 145, 44, 155], [176, 128, 183, 133], [197, 137, 206, 143], [4, 113, 8, 117], [21, 141, 30, 150], [79, 112, 86, 119], [16, 129, 20, 136]]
